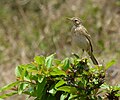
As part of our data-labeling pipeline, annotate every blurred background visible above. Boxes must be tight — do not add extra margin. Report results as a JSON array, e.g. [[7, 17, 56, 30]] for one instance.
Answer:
[[0, 0, 120, 99]]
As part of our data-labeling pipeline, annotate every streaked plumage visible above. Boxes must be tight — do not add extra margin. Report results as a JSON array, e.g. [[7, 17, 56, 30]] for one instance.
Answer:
[[68, 17, 98, 65]]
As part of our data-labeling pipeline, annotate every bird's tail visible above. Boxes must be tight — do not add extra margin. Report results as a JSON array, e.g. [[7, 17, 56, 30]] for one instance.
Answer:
[[88, 52, 98, 65]]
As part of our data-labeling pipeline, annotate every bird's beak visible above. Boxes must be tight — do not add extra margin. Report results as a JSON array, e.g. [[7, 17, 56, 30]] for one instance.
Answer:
[[66, 17, 72, 21]]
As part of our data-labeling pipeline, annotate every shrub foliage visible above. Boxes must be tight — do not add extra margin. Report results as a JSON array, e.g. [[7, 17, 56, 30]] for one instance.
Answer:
[[0, 54, 120, 100]]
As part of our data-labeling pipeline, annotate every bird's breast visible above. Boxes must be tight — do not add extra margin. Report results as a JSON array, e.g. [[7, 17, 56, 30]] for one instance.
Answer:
[[72, 32, 89, 50]]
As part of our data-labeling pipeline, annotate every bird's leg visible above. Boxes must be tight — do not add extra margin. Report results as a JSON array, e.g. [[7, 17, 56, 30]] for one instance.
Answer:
[[72, 53, 79, 58]]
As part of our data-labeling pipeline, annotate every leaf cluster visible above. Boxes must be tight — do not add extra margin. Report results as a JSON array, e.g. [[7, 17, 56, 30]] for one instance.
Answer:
[[0, 54, 120, 100]]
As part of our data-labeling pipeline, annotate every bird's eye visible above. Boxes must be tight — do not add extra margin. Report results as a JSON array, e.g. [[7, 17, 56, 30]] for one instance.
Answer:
[[74, 19, 78, 22]]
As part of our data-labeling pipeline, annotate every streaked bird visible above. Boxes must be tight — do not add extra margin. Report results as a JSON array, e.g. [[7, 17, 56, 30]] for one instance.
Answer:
[[67, 17, 98, 65]]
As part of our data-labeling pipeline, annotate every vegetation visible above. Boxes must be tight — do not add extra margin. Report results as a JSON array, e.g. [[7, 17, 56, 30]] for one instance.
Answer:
[[0, 54, 120, 99]]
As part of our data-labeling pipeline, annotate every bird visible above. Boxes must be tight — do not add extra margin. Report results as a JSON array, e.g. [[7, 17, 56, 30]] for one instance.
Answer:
[[67, 17, 98, 65]]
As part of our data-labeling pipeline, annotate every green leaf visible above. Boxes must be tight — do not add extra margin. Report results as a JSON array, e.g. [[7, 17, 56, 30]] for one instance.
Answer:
[[57, 86, 77, 94], [48, 88, 56, 95], [61, 58, 70, 71], [26, 64, 37, 71], [38, 75, 44, 83], [113, 85, 120, 91], [55, 80, 66, 89], [36, 78, 47, 98], [25, 64, 38, 74], [60, 93, 68, 100], [115, 93, 120, 97], [100, 84, 109, 90], [106, 60, 116, 70], [50, 68, 66, 76], [15, 65, 28, 80], [0, 81, 20, 92], [24, 71, 30, 81], [18, 83, 29, 95], [34, 56, 45, 65], [15, 66, 23, 77], [45, 54, 55, 69], [68, 94, 78, 100], [54, 59, 61, 65], [0, 91, 17, 99]]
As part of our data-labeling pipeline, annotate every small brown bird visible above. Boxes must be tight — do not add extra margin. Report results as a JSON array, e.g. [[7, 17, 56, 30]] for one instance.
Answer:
[[67, 17, 98, 65]]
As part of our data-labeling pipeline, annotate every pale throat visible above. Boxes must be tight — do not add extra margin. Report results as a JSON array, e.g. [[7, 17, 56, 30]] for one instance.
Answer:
[[74, 24, 83, 33]]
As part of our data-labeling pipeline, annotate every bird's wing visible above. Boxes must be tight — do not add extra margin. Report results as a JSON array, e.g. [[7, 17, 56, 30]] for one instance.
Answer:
[[80, 26, 93, 52]]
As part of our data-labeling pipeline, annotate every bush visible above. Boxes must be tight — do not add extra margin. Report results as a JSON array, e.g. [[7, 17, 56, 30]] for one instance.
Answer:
[[0, 54, 120, 100]]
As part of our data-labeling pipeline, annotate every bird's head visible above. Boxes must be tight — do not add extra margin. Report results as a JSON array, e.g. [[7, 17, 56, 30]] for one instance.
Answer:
[[67, 17, 82, 26]]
